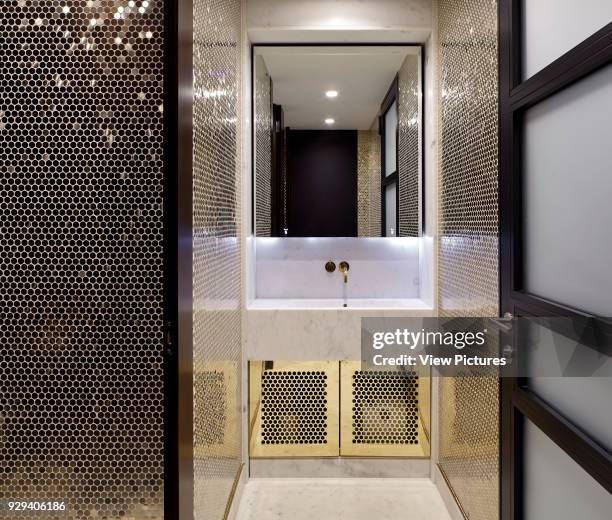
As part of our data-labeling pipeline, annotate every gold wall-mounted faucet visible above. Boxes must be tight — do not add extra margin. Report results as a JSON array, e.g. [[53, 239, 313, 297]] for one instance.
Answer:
[[339, 261, 350, 283]]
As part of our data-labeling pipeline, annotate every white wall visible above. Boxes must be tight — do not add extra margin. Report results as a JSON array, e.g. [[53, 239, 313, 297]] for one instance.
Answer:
[[254, 237, 421, 299], [247, 0, 432, 42]]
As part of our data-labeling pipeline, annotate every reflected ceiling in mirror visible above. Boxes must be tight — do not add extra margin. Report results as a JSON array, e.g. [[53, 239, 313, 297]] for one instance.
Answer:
[[253, 45, 422, 238]]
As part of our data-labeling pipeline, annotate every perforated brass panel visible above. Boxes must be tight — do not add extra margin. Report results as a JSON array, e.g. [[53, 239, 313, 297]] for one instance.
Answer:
[[437, 0, 500, 518], [340, 362, 429, 457], [0, 1, 165, 518], [398, 54, 420, 237], [192, 0, 242, 518], [249, 362, 340, 457], [193, 363, 239, 459]]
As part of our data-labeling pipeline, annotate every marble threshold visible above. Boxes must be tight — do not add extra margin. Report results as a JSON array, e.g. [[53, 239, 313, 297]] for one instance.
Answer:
[[235, 478, 452, 520]]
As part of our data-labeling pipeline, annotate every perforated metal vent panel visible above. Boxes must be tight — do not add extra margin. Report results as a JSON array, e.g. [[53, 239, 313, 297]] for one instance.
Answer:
[[437, 0, 500, 518], [340, 362, 428, 457], [193, 363, 239, 461], [249, 361, 339, 457], [0, 1, 165, 518], [194, 371, 227, 446], [352, 370, 419, 445], [261, 371, 328, 445], [192, 0, 242, 517]]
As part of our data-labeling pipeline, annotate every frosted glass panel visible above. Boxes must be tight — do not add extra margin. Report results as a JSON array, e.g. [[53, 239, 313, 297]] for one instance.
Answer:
[[524, 320, 612, 451], [523, 419, 612, 520], [523, 63, 612, 316], [385, 183, 396, 237], [384, 101, 397, 176], [522, 0, 612, 79]]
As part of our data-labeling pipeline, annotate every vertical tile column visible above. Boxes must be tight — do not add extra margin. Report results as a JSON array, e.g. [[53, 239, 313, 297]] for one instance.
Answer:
[[254, 55, 272, 237], [436, 0, 500, 519], [398, 54, 421, 237], [0, 1, 166, 518], [192, 0, 243, 519]]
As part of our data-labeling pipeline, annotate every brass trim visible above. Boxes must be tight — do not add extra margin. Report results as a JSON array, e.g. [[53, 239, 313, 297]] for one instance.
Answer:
[[223, 463, 245, 520], [248, 361, 264, 440], [437, 464, 469, 520], [418, 409, 431, 444], [417, 369, 432, 443]]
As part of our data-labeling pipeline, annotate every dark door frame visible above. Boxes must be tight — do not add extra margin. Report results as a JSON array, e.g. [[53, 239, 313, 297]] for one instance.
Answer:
[[499, 2, 612, 518], [380, 75, 400, 237], [164, 0, 194, 519], [271, 103, 284, 236]]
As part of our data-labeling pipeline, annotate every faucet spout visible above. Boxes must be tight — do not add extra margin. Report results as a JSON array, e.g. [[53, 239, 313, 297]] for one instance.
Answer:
[[339, 261, 350, 307]]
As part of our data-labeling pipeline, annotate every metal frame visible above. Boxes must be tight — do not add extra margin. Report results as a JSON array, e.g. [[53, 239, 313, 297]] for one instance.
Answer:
[[499, 2, 612, 518], [250, 43, 425, 237], [164, 0, 194, 518], [271, 103, 283, 236]]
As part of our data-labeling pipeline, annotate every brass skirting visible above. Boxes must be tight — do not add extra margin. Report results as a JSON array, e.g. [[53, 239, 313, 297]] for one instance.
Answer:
[[437, 463, 469, 520], [223, 463, 245, 520]]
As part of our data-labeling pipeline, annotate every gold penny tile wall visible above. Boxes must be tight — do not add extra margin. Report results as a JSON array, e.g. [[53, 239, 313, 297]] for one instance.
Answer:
[[192, 0, 243, 518], [437, 0, 500, 519], [0, 1, 165, 518]]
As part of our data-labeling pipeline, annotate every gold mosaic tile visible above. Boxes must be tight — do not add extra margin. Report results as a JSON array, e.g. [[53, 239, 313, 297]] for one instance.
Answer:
[[192, 0, 242, 518], [398, 54, 421, 237], [0, 1, 165, 518], [339, 362, 429, 457], [254, 55, 272, 237], [357, 130, 381, 237], [437, 0, 500, 518]]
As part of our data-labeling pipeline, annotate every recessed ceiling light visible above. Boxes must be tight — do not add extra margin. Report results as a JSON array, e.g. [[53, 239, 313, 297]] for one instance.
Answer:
[[325, 118, 335, 125], [325, 90, 338, 98]]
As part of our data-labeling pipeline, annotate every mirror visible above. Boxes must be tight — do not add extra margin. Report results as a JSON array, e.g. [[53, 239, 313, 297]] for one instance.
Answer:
[[253, 45, 423, 238]]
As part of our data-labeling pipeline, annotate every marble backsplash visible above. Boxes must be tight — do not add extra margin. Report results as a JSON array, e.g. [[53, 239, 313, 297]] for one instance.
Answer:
[[254, 237, 421, 299]]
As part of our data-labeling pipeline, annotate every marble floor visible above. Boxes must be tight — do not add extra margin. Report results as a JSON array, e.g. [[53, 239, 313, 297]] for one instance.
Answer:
[[234, 478, 452, 520]]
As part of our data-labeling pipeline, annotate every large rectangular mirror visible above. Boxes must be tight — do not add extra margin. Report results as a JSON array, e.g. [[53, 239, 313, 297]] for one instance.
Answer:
[[253, 45, 423, 238]]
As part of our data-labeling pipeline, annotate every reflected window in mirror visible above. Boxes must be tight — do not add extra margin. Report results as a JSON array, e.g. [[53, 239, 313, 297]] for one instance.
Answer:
[[252, 45, 423, 238]]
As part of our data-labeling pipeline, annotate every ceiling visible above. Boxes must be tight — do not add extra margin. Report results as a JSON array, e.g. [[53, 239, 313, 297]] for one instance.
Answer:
[[257, 46, 419, 130]]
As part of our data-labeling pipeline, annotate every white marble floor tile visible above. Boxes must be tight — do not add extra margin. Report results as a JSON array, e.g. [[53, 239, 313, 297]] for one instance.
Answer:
[[235, 478, 452, 520]]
